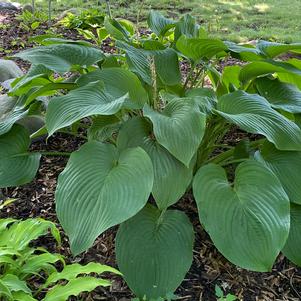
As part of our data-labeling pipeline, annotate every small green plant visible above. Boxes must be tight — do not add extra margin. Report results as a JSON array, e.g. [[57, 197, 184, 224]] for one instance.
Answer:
[[16, 10, 48, 31], [59, 8, 105, 29], [0, 217, 120, 300], [215, 285, 237, 301]]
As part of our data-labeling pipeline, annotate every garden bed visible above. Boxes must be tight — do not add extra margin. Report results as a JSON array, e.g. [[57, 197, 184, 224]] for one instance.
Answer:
[[1, 8, 301, 301]]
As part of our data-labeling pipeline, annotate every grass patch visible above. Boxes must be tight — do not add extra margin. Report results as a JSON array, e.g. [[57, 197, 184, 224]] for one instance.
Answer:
[[15, 0, 301, 42]]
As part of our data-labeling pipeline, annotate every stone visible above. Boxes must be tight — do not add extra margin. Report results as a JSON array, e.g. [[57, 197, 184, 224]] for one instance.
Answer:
[[0, 1, 19, 10], [22, 3, 33, 12], [0, 59, 23, 83]]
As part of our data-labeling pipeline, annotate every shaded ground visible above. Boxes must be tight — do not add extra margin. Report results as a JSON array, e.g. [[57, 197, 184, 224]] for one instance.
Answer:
[[1, 8, 301, 301]]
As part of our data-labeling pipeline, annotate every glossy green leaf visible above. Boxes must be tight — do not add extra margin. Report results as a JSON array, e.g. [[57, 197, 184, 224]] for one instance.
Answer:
[[116, 204, 194, 299], [117, 42, 181, 86], [255, 77, 301, 113], [216, 91, 301, 151], [76, 67, 148, 107], [282, 203, 301, 266], [174, 14, 200, 41], [43, 277, 111, 301], [255, 142, 301, 205], [0, 218, 60, 250], [147, 10, 175, 37], [256, 41, 301, 58], [88, 115, 120, 142], [56, 141, 153, 255], [1, 274, 31, 293], [45, 262, 120, 288], [0, 125, 40, 188], [176, 36, 228, 61], [144, 99, 206, 166], [225, 41, 262, 61], [185, 88, 217, 114], [14, 43, 104, 73], [46, 81, 127, 136], [20, 253, 64, 277], [239, 60, 301, 83], [12, 291, 37, 301], [0, 280, 13, 299], [117, 117, 194, 209], [0, 95, 27, 136], [104, 17, 130, 41], [193, 160, 290, 271]]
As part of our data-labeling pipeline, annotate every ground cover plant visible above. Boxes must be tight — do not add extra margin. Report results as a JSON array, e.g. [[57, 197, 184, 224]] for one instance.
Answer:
[[1, 9, 301, 300], [0, 212, 120, 300], [15, 0, 301, 42]]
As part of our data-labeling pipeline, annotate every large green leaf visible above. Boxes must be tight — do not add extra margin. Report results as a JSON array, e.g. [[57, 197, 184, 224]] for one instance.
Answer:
[[176, 36, 228, 61], [116, 204, 194, 299], [46, 81, 128, 136], [239, 60, 301, 83], [0, 95, 27, 136], [148, 10, 175, 37], [224, 41, 262, 61], [1, 274, 31, 293], [144, 99, 206, 166], [185, 88, 217, 114], [174, 14, 200, 42], [255, 77, 301, 113], [282, 203, 301, 266], [216, 91, 301, 151], [117, 117, 194, 209], [256, 41, 301, 58], [255, 142, 301, 205], [117, 42, 181, 86], [55, 141, 153, 255], [76, 67, 148, 107], [0, 125, 40, 188], [43, 277, 111, 301], [193, 160, 290, 271], [14, 44, 104, 73]]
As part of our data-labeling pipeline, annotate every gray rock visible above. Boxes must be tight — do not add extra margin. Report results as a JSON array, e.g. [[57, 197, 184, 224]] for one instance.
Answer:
[[22, 3, 33, 12], [0, 1, 19, 10], [0, 59, 23, 83]]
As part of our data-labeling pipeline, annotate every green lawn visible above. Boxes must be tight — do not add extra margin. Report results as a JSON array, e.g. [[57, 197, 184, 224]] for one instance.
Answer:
[[17, 0, 301, 42]]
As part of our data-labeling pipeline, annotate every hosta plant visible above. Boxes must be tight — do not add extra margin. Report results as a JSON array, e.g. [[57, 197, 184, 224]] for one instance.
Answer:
[[1, 10, 301, 300], [0, 216, 120, 300]]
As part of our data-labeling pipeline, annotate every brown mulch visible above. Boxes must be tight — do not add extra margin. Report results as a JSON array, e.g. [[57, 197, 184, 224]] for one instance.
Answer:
[[1, 9, 301, 301]]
